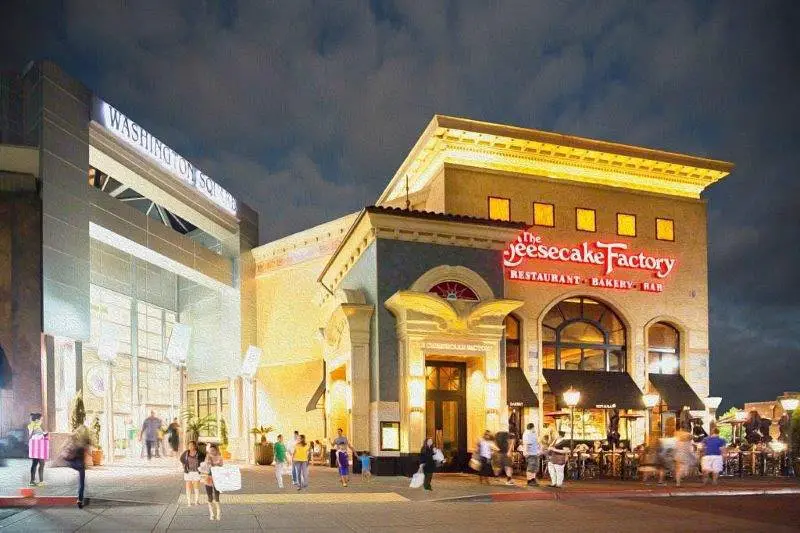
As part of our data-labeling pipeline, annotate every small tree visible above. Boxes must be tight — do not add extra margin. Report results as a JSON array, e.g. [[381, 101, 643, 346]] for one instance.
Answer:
[[71, 390, 86, 430], [717, 407, 738, 443], [91, 416, 102, 449], [220, 418, 229, 448]]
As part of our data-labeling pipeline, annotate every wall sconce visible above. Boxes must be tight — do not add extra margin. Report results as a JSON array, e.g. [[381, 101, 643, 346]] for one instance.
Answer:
[[409, 378, 425, 410], [409, 360, 424, 377], [486, 381, 500, 410]]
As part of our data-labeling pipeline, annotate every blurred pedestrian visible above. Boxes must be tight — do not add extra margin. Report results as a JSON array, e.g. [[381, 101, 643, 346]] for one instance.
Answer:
[[673, 430, 696, 487], [27, 413, 47, 486], [287, 430, 298, 486], [63, 426, 92, 509], [359, 452, 372, 481], [522, 423, 540, 486], [180, 440, 204, 506], [274, 434, 287, 489], [167, 418, 181, 456], [547, 431, 570, 488], [200, 443, 224, 520], [638, 436, 665, 485], [420, 437, 436, 491], [336, 441, 350, 487], [477, 430, 494, 484], [139, 410, 163, 460], [700, 428, 727, 485], [292, 434, 310, 490], [495, 430, 514, 486]]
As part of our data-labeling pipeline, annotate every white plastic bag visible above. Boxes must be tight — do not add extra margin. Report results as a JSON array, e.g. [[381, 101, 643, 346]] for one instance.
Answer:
[[432, 448, 445, 464], [211, 465, 242, 492], [409, 465, 425, 488]]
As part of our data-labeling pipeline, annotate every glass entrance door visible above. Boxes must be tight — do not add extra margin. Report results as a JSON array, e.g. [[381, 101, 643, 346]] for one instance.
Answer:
[[425, 362, 467, 471]]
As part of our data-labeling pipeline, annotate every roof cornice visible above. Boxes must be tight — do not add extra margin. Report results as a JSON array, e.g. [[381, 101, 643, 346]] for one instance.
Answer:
[[377, 115, 734, 204]]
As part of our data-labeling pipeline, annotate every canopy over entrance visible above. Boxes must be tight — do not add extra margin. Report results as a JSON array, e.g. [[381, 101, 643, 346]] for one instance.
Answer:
[[543, 369, 644, 410]]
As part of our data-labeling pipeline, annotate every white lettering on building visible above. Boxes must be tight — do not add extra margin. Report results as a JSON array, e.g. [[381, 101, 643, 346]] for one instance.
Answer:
[[95, 100, 237, 215]]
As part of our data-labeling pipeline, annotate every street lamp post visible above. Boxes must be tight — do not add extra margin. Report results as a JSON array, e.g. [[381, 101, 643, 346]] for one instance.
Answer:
[[563, 387, 581, 451], [642, 393, 660, 444], [779, 397, 799, 477]]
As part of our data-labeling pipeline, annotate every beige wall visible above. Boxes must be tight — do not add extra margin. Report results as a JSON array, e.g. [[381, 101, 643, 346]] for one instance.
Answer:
[[254, 360, 325, 441], [443, 164, 711, 398]]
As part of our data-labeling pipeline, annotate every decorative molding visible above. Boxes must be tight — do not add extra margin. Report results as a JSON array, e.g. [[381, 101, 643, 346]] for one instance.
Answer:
[[377, 116, 733, 204], [410, 265, 495, 301]]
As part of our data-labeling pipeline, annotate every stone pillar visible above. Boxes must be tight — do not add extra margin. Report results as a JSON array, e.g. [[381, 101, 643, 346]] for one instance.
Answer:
[[346, 305, 373, 451]]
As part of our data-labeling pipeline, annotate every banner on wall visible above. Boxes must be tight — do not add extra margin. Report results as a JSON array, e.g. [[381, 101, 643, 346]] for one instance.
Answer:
[[165, 324, 192, 367]]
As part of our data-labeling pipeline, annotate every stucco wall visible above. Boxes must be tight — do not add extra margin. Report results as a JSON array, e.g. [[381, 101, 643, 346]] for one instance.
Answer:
[[375, 238, 504, 402], [254, 360, 325, 441]]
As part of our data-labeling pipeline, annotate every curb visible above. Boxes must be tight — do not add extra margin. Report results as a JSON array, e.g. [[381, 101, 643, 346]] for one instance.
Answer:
[[0, 496, 78, 507], [488, 487, 800, 503]]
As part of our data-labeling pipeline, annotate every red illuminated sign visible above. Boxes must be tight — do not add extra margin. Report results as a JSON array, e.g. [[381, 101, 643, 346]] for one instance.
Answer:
[[502, 230, 676, 292]]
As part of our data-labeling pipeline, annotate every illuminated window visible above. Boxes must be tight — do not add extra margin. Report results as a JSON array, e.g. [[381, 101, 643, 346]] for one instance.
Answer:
[[533, 202, 555, 227], [380, 421, 400, 451], [576, 208, 596, 232], [542, 297, 626, 372], [617, 213, 636, 237], [648, 322, 680, 375], [488, 197, 510, 221], [656, 218, 674, 241], [505, 314, 521, 367]]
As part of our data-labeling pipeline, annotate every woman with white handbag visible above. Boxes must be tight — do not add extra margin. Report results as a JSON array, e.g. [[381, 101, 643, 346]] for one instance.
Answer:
[[419, 437, 437, 491], [199, 444, 224, 520]]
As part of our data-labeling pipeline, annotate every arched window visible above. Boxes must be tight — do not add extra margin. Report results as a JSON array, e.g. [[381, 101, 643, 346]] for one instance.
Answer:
[[542, 297, 626, 372], [429, 281, 479, 301], [647, 322, 680, 375], [505, 314, 521, 367]]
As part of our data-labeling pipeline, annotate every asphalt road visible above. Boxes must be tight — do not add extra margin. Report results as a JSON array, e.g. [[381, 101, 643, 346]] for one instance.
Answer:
[[1, 495, 798, 532]]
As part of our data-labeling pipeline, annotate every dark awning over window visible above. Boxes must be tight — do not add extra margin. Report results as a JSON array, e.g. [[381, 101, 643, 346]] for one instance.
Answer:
[[305, 378, 326, 412], [506, 367, 538, 407], [543, 369, 644, 410], [648, 373, 705, 411]]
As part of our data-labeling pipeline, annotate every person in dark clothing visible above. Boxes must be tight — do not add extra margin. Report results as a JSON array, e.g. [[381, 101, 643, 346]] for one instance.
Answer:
[[495, 431, 514, 485], [608, 409, 621, 448], [692, 420, 708, 443], [778, 413, 790, 442], [744, 410, 762, 445], [167, 418, 181, 456], [420, 438, 436, 491], [759, 418, 772, 443], [64, 427, 92, 508]]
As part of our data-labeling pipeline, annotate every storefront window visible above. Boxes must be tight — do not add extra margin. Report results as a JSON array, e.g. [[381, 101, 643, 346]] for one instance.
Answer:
[[504, 315, 521, 367], [541, 297, 627, 371], [647, 322, 680, 375]]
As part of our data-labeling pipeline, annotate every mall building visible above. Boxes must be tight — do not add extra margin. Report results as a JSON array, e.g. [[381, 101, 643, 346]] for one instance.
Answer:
[[1, 61, 734, 471], [0, 61, 258, 459]]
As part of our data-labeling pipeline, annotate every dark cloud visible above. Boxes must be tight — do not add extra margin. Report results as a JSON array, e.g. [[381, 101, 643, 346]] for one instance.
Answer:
[[2, 0, 798, 409]]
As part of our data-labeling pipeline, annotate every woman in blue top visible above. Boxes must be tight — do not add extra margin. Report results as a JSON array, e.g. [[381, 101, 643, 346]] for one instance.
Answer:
[[336, 443, 350, 486]]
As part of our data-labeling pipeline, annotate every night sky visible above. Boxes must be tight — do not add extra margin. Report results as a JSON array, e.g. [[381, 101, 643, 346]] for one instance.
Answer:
[[3, 1, 798, 411]]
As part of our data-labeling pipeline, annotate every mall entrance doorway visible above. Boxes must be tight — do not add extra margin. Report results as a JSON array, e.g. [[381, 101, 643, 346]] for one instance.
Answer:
[[425, 361, 467, 471]]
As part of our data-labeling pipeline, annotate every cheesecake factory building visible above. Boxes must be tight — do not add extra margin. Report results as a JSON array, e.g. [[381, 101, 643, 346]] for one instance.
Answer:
[[252, 116, 732, 473]]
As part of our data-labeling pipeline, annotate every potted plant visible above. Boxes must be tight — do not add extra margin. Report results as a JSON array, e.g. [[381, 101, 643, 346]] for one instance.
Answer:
[[250, 425, 275, 465], [90, 416, 104, 465], [70, 391, 94, 466], [219, 418, 231, 459], [181, 409, 216, 454]]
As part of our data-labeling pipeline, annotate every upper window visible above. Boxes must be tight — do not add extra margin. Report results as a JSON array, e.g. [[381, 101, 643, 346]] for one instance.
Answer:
[[429, 281, 479, 301], [542, 297, 626, 372], [617, 213, 636, 237], [488, 197, 511, 221], [576, 208, 596, 232], [656, 218, 674, 241], [533, 202, 555, 227], [648, 322, 680, 375], [505, 315, 521, 367]]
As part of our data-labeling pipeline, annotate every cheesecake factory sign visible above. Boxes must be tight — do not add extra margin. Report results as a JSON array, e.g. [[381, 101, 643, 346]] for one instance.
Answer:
[[503, 230, 676, 292]]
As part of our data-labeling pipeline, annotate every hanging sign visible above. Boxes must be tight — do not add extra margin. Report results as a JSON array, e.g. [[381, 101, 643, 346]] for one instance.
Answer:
[[240, 345, 262, 378], [503, 230, 676, 293], [165, 324, 192, 366]]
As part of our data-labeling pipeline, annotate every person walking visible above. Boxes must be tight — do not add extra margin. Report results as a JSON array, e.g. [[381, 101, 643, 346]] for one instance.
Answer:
[[477, 431, 494, 484], [336, 441, 350, 487], [64, 426, 92, 509], [274, 434, 287, 489], [27, 413, 48, 486], [179, 440, 204, 506], [547, 431, 570, 488], [292, 434, 310, 490], [287, 430, 299, 486], [359, 452, 372, 482], [700, 428, 727, 485], [673, 430, 696, 487], [420, 437, 436, 491], [200, 443, 224, 520], [139, 410, 163, 460], [167, 418, 181, 456], [495, 430, 514, 486], [522, 423, 540, 486]]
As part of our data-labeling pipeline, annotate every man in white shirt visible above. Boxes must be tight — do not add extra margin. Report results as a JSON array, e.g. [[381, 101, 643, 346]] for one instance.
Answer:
[[478, 431, 494, 484], [522, 423, 540, 486]]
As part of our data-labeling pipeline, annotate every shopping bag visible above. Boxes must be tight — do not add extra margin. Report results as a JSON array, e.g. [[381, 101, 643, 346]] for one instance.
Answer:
[[210, 465, 242, 492], [432, 448, 445, 464], [409, 466, 425, 488], [469, 457, 482, 471], [281, 463, 292, 476], [28, 435, 50, 460]]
